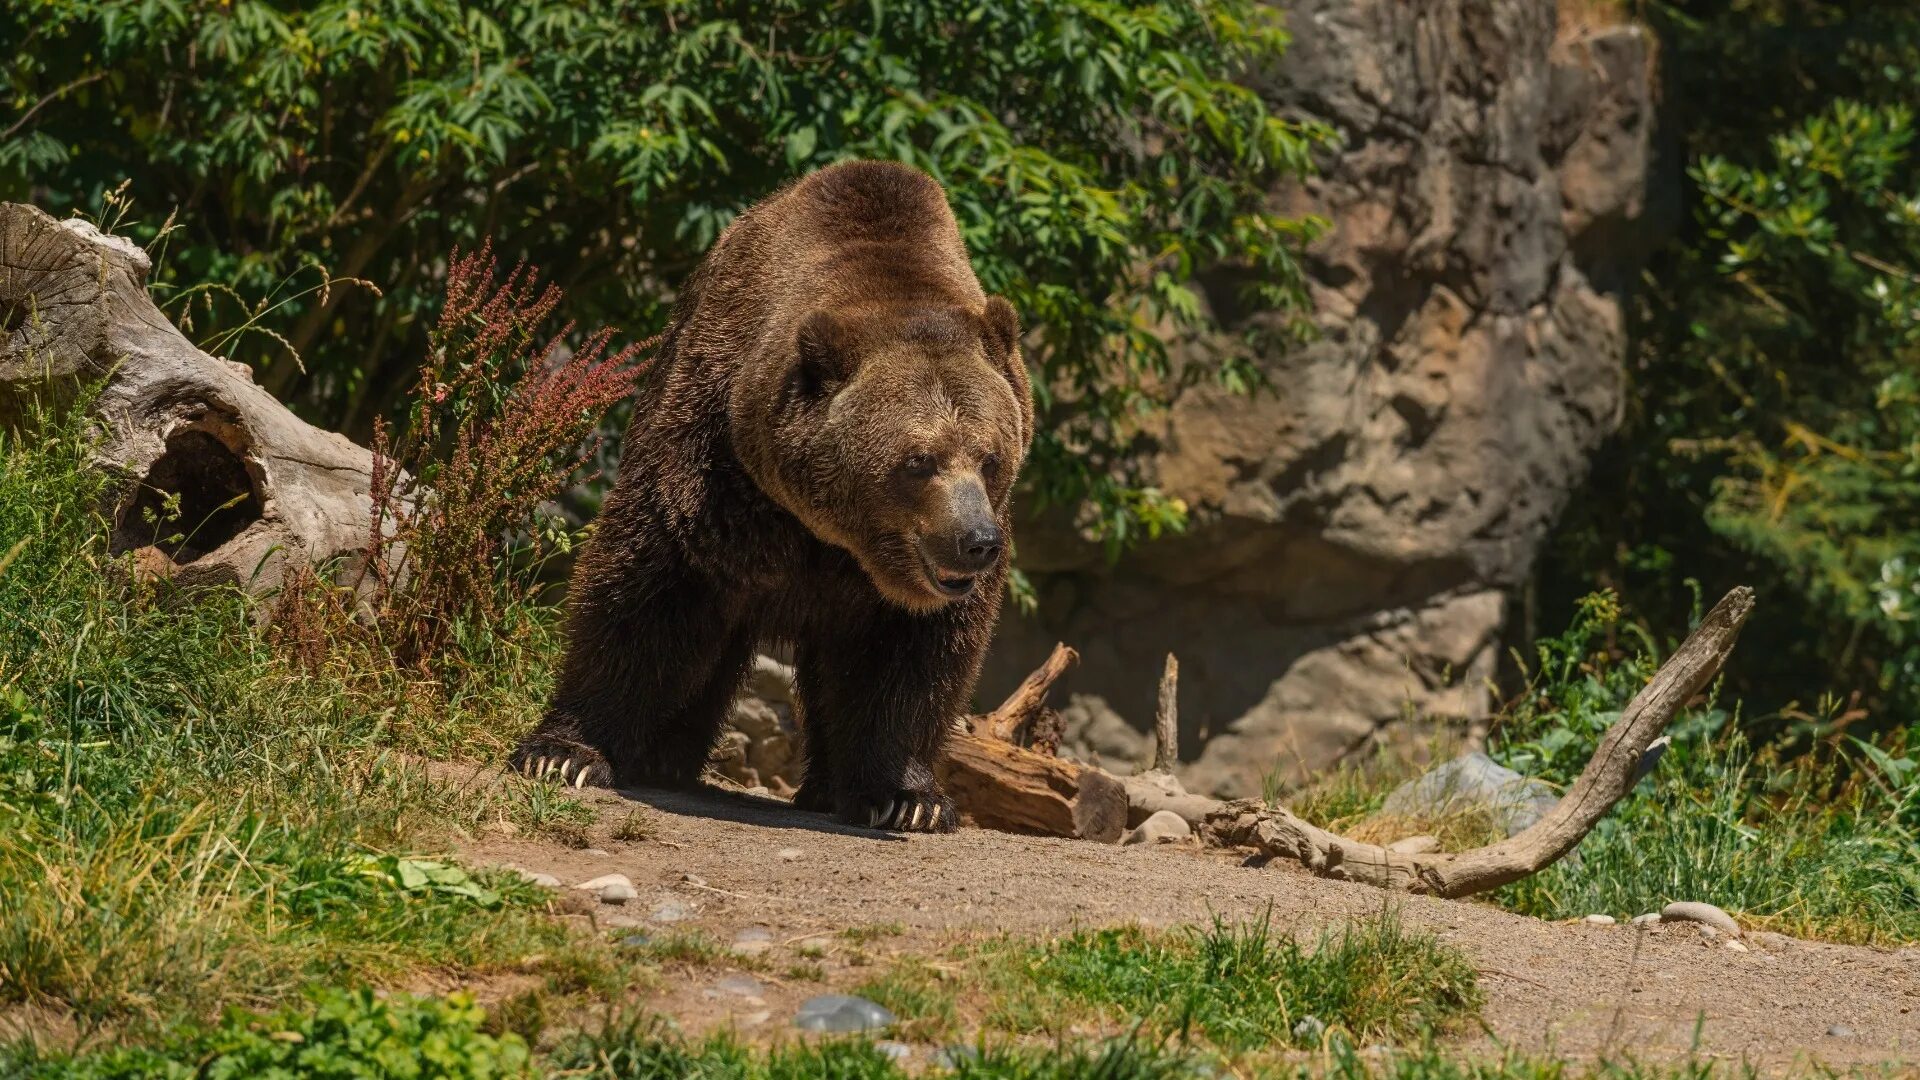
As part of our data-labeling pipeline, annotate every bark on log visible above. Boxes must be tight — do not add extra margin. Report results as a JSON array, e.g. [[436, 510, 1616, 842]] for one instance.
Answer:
[[1190, 587, 1755, 897], [937, 732, 1128, 843], [0, 203, 378, 593]]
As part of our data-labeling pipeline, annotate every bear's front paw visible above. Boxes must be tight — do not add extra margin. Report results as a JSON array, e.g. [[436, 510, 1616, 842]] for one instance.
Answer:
[[510, 737, 613, 789], [843, 790, 958, 833]]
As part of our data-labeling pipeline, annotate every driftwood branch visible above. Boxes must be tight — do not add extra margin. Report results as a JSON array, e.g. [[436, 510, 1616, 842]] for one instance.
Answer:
[[1195, 586, 1756, 896], [1152, 653, 1178, 772], [951, 588, 1755, 895]]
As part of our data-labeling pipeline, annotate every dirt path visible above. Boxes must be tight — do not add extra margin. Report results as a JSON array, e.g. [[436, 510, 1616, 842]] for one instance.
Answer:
[[459, 778, 1919, 1071]]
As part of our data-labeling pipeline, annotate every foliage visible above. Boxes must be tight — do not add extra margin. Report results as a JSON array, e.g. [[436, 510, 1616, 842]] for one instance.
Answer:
[[2, 0, 1326, 546], [1541, 2, 1920, 738], [10, 988, 532, 1079], [358, 242, 648, 666]]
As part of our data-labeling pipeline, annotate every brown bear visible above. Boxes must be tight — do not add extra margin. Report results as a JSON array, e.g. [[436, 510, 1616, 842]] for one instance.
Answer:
[[510, 160, 1032, 832]]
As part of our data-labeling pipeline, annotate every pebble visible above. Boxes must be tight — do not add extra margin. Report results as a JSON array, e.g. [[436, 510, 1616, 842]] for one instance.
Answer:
[[1828, 1024, 1854, 1038], [792, 994, 895, 1033], [583, 848, 611, 857], [739, 1010, 772, 1028], [599, 882, 637, 905], [777, 848, 803, 862], [683, 873, 708, 887], [932, 1046, 980, 1069], [1631, 913, 1662, 926], [1292, 1016, 1326, 1043], [732, 926, 776, 955], [1582, 914, 1617, 926], [1724, 940, 1748, 953], [509, 867, 561, 889], [711, 975, 765, 1003], [1661, 901, 1741, 937], [650, 899, 694, 923], [1696, 924, 1721, 942], [874, 1041, 912, 1062], [1122, 810, 1192, 846]]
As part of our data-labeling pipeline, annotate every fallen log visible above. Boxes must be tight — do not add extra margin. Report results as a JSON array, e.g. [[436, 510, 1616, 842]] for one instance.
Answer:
[[937, 730, 1128, 843], [937, 642, 1130, 842], [0, 203, 380, 594]]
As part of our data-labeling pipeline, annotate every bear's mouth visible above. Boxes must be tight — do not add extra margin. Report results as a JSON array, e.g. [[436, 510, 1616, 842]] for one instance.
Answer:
[[915, 542, 977, 599]]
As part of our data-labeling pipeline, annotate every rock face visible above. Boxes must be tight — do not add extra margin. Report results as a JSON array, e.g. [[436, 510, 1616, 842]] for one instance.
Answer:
[[986, 2, 1656, 797]]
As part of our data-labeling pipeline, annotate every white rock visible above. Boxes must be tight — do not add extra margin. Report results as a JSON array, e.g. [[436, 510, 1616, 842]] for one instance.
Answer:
[[522, 871, 561, 889], [1631, 913, 1661, 926], [777, 847, 803, 861], [1661, 901, 1741, 937], [1724, 940, 1748, 953], [1123, 810, 1192, 846], [733, 926, 776, 955], [575, 873, 634, 892], [599, 882, 637, 905], [1582, 914, 1617, 926]]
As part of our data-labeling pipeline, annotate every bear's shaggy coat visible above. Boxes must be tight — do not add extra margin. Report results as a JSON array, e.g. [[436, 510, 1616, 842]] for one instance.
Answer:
[[511, 161, 1032, 832]]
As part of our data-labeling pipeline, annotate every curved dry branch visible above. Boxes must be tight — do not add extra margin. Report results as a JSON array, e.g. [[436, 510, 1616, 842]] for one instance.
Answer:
[[1197, 587, 1756, 896]]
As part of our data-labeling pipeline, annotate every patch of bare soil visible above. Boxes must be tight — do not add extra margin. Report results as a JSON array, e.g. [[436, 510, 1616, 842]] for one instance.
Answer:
[[458, 776, 1920, 1071]]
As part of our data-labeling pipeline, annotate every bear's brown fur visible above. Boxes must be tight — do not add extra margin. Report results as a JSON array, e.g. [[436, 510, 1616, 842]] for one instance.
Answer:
[[510, 161, 1032, 832]]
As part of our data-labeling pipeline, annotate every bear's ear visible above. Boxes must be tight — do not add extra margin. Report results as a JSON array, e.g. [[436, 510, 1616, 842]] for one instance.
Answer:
[[980, 295, 1020, 364], [795, 309, 853, 396], [978, 296, 1034, 443]]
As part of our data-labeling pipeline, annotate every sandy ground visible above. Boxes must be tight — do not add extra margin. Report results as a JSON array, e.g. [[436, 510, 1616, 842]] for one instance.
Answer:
[[458, 778, 1920, 1072]]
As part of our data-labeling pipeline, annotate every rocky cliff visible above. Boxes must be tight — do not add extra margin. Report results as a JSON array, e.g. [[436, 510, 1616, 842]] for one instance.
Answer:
[[983, 0, 1657, 797]]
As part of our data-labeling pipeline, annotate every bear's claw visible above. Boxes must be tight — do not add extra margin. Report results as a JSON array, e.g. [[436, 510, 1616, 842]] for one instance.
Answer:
[[846, 791, 957, 833], [509, 740, 613, 789]]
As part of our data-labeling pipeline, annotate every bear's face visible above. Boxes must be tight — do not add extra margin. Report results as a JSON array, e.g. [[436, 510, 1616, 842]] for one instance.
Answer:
[[760, 299, 1032, 613]]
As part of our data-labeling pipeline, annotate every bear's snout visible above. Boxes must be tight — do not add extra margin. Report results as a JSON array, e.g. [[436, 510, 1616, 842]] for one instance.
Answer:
[[953, 523, 1004, 572], [912, 475, 1002, 599]]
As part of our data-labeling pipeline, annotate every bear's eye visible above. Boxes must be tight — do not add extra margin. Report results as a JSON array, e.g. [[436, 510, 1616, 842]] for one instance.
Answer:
[[981, 453, 1001, 480], [901, 454, 936, 479]]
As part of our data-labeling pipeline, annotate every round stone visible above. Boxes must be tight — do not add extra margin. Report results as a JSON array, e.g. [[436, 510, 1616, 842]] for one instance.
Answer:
[[792, 994, 895, 1033], [1582, 914, 1617, 926]]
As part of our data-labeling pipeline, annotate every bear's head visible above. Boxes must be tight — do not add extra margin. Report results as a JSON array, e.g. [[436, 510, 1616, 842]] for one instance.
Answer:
[[740, 297, 1033, 613]]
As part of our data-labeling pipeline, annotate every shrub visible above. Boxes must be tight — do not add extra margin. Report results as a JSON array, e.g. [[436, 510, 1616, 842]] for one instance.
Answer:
[[359, 242, 650, 667]]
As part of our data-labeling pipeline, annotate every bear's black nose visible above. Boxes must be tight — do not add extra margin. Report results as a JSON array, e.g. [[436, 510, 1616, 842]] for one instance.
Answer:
[[955, 524, 1003, 572]]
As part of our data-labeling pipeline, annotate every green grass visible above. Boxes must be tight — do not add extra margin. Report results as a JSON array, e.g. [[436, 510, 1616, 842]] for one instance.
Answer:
[[853, 914, 1482, 1054], [1278, 593, 1920, 947], [0, 398, 608, 1035]]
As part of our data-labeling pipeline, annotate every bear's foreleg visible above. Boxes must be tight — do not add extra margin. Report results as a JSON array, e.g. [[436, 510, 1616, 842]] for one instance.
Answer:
[[514, 557, 755, 788], [792, 614, 981, 833]]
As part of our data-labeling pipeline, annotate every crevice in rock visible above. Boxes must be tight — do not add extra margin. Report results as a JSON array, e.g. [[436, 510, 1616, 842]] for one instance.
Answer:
[[112, 429, 264, 564]]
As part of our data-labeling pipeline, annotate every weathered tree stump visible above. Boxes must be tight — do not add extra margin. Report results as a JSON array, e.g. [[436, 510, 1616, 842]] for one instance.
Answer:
[[0, 203, 379, 593]]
